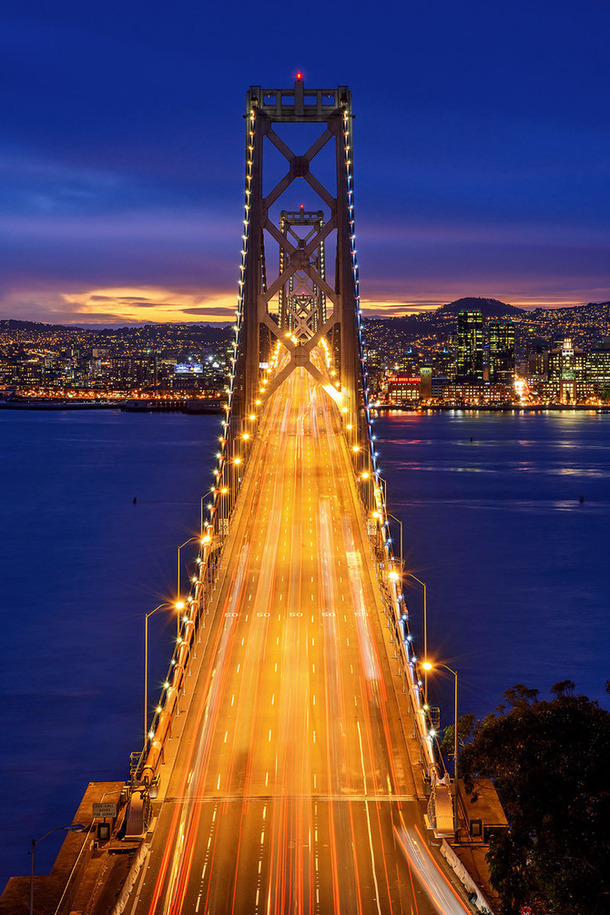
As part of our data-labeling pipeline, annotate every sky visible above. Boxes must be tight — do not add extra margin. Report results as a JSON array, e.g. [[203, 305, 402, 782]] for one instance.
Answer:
[[1, 0, 609, 325]]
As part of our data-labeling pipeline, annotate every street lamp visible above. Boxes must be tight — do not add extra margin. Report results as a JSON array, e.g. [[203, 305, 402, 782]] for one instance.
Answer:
[[200, 489, 215, 537], [177, 536, 208, 605], [144, 601, 184, 747], [30, 825, 86, 915], [406, 574, 427, 699], [386, 512, 403, 566], [422, 660, 459, 836]]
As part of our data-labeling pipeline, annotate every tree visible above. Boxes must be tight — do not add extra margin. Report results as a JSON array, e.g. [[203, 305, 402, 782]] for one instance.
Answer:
[[455, 683, 610, 915], [439, 712, 475, 765]]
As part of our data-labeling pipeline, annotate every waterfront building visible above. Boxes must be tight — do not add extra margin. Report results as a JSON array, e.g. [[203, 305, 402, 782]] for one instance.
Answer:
[[438, 381, 513, 405], [528, 380, 597, 403], [385, 374, 421, 404], [431, 376, 451, 398]]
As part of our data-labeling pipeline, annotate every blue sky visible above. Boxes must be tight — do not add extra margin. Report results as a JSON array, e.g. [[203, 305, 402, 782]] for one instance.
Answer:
[[1, 0, 609, 323]]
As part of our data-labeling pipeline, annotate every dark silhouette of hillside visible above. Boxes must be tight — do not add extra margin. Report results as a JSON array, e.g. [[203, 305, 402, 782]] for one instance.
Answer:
[[438, 297, 524, 317]]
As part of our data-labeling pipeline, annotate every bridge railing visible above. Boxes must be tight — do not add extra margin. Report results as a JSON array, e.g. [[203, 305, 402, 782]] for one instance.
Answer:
[[348, 422, 455, 835]]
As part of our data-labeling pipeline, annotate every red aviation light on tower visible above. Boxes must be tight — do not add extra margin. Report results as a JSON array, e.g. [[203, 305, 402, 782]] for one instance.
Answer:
[[295, 71, 303, 81]]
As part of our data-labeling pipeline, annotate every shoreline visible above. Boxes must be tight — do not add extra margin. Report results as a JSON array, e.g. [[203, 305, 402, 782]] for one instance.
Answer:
[[373, 403, 610, 413], [2, 399, 609, 416], [0, 398, 226, 414]]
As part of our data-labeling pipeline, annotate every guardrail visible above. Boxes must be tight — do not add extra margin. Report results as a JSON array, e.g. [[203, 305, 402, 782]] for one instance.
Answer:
[[355, 435, 455, 834]]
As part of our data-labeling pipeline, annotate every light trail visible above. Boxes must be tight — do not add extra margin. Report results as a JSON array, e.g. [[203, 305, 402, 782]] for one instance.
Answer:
[[128, 362, 455, 915], [394, 822, 472, 915]]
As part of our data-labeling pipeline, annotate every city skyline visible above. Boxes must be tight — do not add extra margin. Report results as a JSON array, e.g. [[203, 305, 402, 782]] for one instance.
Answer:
[[2, 0, 609, 325]]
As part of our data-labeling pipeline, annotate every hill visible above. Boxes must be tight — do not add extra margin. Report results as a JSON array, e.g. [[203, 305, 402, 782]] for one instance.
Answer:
[[0, 318, 78, 334], [528, 300, 610, 320], [0, 319, 233, 345], [438, 297, 524, 318]]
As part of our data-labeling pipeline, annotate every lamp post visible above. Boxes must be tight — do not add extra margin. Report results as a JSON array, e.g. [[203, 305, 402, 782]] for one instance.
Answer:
[[406, 574, 428, 699], [30, 825, 86, 915], [386, 512, 403, 567], [200, 489, 215, 538], [177, 536, 208, 610], [232, 456, 242, 497], [219, 486, 229, 533], [144, 601, 184, 747], [422, 661, 459, 836]]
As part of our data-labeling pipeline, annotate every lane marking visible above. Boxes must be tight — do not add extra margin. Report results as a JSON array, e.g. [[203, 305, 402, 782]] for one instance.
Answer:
[[357, 720, 383, 915]]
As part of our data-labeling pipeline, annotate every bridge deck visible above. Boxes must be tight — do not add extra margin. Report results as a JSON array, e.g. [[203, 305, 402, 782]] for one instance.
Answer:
[[130, 369, 464, 914]]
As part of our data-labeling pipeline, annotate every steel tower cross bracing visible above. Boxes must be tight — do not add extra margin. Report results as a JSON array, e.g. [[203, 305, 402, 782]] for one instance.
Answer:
[[278, 207, 326, 336], [217, 76, 377, 516]]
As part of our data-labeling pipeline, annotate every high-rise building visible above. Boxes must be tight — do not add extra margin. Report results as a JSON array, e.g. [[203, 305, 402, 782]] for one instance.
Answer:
[[547, 339, 586, 382], [586, 340, 610, 392], [548, 338, 585, 404], [527, 346, 547, 378], [488, 319, 515, 383], [456, 311, 484, 381]]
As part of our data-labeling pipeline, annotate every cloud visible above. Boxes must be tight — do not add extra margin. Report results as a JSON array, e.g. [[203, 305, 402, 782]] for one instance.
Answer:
[[59, 287, 238, 324], [181, 306, 237, 316], [0, 284, 238, 325]]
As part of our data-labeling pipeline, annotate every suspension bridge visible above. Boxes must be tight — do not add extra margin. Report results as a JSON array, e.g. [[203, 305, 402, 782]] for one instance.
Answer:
[[4, 78, 493, 915]]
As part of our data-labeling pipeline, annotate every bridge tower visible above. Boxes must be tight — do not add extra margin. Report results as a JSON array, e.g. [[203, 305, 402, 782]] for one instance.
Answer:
[[278, 207, 326, 336], [209, 76, 378, 540]]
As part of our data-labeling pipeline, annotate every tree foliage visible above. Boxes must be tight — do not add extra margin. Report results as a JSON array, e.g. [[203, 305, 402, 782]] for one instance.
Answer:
[[456, 683, 610, 914]]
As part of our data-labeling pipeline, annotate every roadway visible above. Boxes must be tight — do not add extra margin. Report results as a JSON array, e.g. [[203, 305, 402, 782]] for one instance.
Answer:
[[127, 364, 469, 915]]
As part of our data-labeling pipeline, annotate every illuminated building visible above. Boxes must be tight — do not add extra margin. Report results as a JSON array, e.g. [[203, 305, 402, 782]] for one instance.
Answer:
[[109, 357, 157, 388], [547, 339, 585, 404], [438, 381, 513, 405], [488, 320, 515, 383], [456, 311, 484, 381], [419, 365, 433, 399], [585, 340, 610, 395], [386, 375, 421, 404]]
